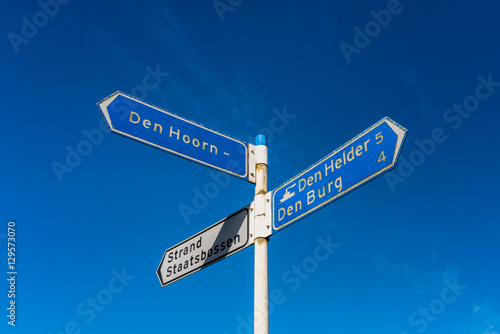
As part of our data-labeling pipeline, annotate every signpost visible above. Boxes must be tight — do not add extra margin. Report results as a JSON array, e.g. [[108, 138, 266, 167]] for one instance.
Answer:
[[98, 90, 408, 334], [97, 91, 255, 183], [272, 117, 407, 232], [157, 206, 252, 287]]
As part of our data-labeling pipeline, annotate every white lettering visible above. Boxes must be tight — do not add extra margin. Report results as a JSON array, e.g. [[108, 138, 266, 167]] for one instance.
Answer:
[[129, 111, 140, 123], [170, 127, 180, 140], [307, 190, 315, 204]]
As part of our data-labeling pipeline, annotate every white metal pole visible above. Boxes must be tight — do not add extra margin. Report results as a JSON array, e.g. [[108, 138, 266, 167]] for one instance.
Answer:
[[254, 135, 269, 334]]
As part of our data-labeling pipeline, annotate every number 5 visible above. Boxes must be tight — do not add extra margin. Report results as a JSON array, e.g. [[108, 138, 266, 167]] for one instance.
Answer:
[[375, 132, 383, 144]]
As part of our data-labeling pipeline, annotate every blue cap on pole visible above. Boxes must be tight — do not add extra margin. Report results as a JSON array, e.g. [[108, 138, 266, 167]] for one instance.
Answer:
[[255, 134, 267, 146]]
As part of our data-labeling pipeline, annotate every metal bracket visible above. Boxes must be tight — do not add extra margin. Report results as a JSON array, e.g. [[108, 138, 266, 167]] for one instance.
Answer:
[[249, 200, 255, 241], [253, 191, 272, 240], [248, 143, 256, 184]]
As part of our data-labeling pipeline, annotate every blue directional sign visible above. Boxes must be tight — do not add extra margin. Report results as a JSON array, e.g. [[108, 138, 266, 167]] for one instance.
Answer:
[[272, 117, 407, 232], [98, 91, 252, 182]]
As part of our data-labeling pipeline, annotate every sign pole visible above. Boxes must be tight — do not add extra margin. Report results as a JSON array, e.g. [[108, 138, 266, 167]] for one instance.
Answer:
[[254, 134, 269, 334]]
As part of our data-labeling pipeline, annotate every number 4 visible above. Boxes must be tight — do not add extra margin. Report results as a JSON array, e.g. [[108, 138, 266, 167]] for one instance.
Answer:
[[378, 151, 386, 163]]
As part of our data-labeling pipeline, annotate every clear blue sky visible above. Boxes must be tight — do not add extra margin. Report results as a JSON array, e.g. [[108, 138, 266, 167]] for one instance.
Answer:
[[2, 1, 500, 333]]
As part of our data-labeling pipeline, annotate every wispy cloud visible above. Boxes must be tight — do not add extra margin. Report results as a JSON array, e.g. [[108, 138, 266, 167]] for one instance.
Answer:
[[60, 10, 148, 82], [465, 298, 500, 334], [372, 246, 463, 301], [373, 253, 411, 277], [119, 0, 267, 137]]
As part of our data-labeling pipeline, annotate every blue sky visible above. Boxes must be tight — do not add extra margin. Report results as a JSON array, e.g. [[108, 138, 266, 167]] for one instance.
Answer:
[[2, 0, 500, 333]]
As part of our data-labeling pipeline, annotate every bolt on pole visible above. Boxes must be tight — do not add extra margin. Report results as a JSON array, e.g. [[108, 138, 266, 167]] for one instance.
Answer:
[[254, 134, 269, 334]]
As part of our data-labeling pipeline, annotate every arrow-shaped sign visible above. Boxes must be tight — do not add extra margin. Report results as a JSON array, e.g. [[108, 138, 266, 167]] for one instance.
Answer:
[[98, 91, 255, 183], [157, 206, 253, 286], [272, 117, 407, 232]]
